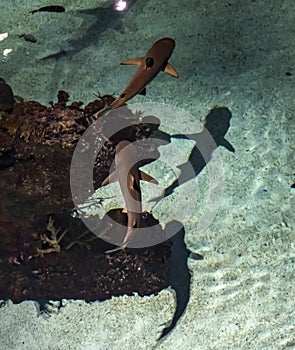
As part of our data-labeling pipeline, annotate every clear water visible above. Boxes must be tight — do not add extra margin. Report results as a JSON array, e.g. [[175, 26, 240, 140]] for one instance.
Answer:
[[0, 0, 294, 349]]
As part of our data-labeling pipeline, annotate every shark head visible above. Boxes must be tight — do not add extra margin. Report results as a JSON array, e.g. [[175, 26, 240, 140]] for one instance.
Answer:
[[94, 37, 179, 117]]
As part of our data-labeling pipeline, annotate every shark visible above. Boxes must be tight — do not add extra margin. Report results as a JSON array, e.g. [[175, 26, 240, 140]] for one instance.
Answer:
[[101, 140, 158, 249], [94, 37, 179, 117]]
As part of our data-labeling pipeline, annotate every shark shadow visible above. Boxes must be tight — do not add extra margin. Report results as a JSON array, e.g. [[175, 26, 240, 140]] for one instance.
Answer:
[[153, 106, 235, 200], [158, 220, 203, 340], [41, 0, 138, 61], [39, 1, 138, 94]]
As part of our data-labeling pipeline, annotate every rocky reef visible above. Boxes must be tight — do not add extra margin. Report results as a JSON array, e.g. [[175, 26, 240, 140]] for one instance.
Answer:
[[0, 83, 171, 303]]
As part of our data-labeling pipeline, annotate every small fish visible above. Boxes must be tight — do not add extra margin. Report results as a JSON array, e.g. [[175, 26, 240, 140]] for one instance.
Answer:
[[94, 37, 179, 117], [30, 5, 65, 14], [101, 141, 158, 248]]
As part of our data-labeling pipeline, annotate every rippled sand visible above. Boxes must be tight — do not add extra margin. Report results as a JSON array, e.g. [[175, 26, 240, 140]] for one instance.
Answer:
[[0, 0, 294, 349]]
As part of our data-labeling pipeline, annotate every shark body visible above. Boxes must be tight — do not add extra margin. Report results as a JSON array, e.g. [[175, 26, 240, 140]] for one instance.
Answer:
[[101, 140, 157, 247], [94, 37, 178, 117]]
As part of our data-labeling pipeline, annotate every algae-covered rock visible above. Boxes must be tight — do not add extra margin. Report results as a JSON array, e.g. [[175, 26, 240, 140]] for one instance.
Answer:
[[0, 78, 15, 113]]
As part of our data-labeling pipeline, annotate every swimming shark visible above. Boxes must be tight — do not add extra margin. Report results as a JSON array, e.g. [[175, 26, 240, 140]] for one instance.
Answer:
[[101, 140, 158, 248], [94, 37, 179, 117]]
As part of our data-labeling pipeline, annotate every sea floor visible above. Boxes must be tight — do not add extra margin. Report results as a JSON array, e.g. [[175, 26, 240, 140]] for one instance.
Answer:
[[0, 0, 294, 349]]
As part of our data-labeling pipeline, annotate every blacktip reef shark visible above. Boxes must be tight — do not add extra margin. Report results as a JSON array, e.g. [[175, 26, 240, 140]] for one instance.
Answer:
[[101, 140, 158, 252], [94, 37, 179, 118]]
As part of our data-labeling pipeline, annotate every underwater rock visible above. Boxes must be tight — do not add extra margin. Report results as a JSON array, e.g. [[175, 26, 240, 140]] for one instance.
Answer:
[[0, 78, 15, 112], [18, 34, 37, 43], [0, 88, 172, 304]]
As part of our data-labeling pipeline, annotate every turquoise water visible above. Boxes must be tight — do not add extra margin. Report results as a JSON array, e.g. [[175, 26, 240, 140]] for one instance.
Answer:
[[0, 0, 294, 349]]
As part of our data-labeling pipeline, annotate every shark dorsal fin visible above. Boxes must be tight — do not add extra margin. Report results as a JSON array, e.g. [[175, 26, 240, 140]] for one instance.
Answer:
[[164, 63, 179, 78], [120, 57, 145, 66]]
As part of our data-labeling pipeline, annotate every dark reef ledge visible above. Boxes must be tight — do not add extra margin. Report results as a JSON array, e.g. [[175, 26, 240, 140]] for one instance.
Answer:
[[0, 89, 172, 304]]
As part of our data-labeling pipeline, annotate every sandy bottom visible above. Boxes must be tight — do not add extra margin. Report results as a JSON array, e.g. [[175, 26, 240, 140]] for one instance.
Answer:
[[0, 0, 294, 349]]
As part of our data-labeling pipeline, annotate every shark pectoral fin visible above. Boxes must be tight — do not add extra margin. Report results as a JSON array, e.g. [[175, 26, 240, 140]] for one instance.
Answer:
[[164, 63, 179, 78], [140, 171, 159, 185], [101, 170, 118, 186], [120, 56, 145, 66]]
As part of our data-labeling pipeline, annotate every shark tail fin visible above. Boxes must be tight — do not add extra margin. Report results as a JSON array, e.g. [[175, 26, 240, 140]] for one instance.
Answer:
[[120, 57, 145, 66], [139, 171, 158, 184], [164, 63, 179, 78]]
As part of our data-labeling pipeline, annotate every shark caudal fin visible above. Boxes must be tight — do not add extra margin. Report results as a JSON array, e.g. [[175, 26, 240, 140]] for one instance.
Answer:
[[164, 63, 179, 78], [120, 57, 145, 66]]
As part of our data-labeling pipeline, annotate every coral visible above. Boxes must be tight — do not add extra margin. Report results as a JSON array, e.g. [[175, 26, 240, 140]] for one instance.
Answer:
[[65, 222, 113, 250], [36, 217, 68, 256]]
